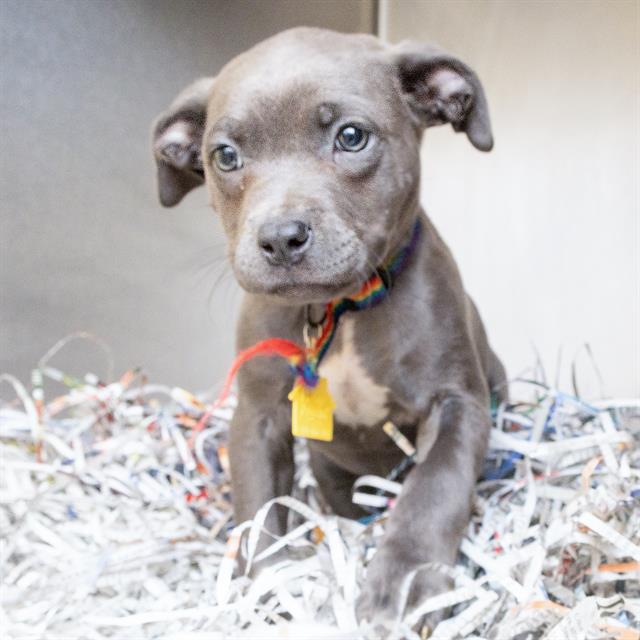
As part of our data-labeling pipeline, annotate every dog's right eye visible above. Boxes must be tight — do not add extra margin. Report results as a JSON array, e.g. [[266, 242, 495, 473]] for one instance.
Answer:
[[213, 145, 242, 172], [335, 125, 369, 152]]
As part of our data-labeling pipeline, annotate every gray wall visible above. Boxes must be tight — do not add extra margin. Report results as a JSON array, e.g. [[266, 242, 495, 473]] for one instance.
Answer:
[[0, 0, 375, 390]]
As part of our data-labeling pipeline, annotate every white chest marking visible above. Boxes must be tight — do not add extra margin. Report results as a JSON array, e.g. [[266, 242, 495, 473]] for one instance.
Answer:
[[317, 318, 389, 428]]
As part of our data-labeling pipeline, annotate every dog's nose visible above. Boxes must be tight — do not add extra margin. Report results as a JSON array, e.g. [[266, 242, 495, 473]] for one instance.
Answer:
[[257, 220, 312, 265]]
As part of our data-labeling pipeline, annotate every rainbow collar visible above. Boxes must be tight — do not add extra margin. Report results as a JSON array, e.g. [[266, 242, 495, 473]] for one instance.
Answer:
[[190, 217, 424, 439], [296, 217, 423, 387]]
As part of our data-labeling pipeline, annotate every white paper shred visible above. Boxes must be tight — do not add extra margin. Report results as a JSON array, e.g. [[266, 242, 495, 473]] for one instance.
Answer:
[[1, 338, 639, 639]]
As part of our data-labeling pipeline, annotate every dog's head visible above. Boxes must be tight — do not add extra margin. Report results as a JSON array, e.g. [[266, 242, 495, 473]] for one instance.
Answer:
[[152, 28, 492, 303]]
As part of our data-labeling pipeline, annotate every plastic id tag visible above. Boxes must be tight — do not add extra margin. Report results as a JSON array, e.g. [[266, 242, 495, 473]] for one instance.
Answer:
[[288, 377, 335, 441]]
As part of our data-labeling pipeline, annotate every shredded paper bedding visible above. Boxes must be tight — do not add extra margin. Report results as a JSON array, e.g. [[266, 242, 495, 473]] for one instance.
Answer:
[[1, 335, 639, 639]]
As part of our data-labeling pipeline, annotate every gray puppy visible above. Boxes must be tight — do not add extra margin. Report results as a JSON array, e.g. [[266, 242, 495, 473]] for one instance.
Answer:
[[152, 27, 506, 630]]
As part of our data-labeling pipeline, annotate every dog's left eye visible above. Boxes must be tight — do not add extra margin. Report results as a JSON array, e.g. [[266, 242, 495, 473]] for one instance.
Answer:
[[213, 145, 242, 171], [336, 125, 369, 152]]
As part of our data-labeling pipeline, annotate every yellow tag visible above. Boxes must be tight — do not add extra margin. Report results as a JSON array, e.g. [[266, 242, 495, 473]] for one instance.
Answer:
[[288, 377, 335, 441]]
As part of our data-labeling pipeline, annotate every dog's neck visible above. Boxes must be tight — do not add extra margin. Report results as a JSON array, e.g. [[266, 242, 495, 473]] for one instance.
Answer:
[[306, 214, 424, 327]]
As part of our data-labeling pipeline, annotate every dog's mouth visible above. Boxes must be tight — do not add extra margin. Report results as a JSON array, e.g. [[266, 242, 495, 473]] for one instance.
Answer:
[[238, 277, 362, 304], [234, 265, 366, 304]]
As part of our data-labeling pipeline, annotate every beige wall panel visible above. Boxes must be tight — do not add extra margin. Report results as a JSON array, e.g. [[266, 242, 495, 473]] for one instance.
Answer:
[[381, 0, 639, 397]]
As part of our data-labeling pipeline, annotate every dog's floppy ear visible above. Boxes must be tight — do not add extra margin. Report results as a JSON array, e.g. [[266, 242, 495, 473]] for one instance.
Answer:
[[391, 42, 493, 151], [152, 77, 215, 207]]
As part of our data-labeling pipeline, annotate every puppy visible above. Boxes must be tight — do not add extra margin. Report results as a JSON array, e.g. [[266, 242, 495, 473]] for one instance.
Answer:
[[151, 27, 506, 629]]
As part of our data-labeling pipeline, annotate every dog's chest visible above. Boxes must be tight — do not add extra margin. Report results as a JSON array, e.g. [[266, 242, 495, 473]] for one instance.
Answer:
[[317, 318, 389, 428]]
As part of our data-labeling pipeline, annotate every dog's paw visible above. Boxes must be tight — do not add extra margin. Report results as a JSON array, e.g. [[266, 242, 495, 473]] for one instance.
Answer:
[[356, 546, 452, 637]]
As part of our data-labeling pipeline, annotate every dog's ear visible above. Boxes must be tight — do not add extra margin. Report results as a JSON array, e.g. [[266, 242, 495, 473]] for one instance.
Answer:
[[391, 42, 493, 151], [152, 77, 215, 207]]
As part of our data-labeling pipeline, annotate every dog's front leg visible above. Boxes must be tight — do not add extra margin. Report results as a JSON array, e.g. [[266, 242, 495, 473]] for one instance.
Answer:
[[357, 391, 491, 632], [228, 395, 294, 540]]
